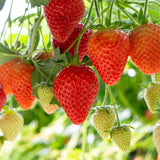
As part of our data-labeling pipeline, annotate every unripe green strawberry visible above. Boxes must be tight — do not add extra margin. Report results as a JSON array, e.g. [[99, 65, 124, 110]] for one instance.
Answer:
[[38, 85, 54, 106], [111, 126, 131, 152], [92, 107, 115, 139], [41, 104, 59, 114], [144, 83, 160, 113], [153, 120, 160, 154], [151, 73, 160, 83], [0, 111, 24, 141]]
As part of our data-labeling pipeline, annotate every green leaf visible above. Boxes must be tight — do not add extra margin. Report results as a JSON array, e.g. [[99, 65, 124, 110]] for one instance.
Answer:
[[0, 43, 21, 65], [65, 52, 73, 64], [29, 0, 51, 7], [50, 96, 61, 107], [0, 0, 5, 11], [138, 8, 144, 24]]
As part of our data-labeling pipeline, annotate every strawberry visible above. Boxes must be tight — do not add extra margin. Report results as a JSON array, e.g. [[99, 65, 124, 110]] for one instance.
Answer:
[[92, 107, 115, 139], [44, 0, 85, 42], [53, 65, 99, 125], [0, 85, 6, 111], [129, 23, 160, 75], [88, 29, 130, 86], [38, 85, 54, 106], [33, 51, 53, 60], [111, 126, 131, 152], [11, 61, 36, 110], [152, 73, 160, 83], [53, 23, 93, 61], [144, 83, 160, 113], [0, 59, 20, 95], [41, 104, 59, 114], [153, 120, 160, 154], [0, 111, 24, 141]]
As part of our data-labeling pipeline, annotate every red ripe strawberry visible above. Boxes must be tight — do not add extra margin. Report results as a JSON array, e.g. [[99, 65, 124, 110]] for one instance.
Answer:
[[129, 23, 160, 75], [11, 61, 36, 110], [0, 85, 6, 111], [53, 24, 93, 61], [43, 0, 85, 42], [0, 59, 20, 95], [53, 65, 99, 125], [88, 29, 130, 86]]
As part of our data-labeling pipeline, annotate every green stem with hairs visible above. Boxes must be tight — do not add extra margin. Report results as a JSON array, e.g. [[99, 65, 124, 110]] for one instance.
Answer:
[[107, 85, 120, 127], [94, 0, 100, 18], [142, 0, 148, 24], [9, 95, 13, 110], [46, 65, 56, 84], [102, 85, 108, 107], [74, 0, 94, 64], [81, 120, 87, 160], [28, 15, 44, 59], [108, 0, 115, 25]]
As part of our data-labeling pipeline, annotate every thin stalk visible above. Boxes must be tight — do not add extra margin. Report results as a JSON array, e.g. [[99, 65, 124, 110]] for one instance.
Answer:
[[81, 120, 87, 160], [46, 65, 56, 84], [107, 85, 120, 127], [142, 0, 148, 23], [28, 15, 44, 59], [120, 2, 138, 13], [108, 0, 115, 25], [40, 28, 48, 57], [102, 85, 108, 107], [94, 0, 100, 18], [74, 0, 94, 64], [9, 95, 13, 110], [101, 1, 104, 24], [32, 59, 48, 79]]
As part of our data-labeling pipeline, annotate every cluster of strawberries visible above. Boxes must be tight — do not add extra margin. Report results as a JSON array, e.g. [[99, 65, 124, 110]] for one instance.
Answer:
[[0, 0, 160, 152]]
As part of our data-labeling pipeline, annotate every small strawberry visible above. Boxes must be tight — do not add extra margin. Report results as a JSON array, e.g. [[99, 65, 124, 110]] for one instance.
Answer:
[[53, 23, 93, 61], [88, 29, 130, 86], [44, 0, 85, 42], [144, 83, 160, 113], [53, 65, 99, 125], [41, 104, 59, 114], [151, 73, 160, 83], [153, 120, 160, 154], [11, 61, 36, 110], [0, 85, 6, 111], [92, 107, 115, 139], [33, 51, 54, 60], [129, 23, 160, 75], [111, 126, 131, 152], [38, 85, 54, 106], [0, 111, 24, 141], [0, 59, 20, 95]]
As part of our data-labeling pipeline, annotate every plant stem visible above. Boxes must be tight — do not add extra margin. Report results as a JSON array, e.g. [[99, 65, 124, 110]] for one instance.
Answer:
[[101, 1, 104, 24], [108, 0, 115, 25], [28, 15, 44, 59], [9, 95, 13, 110], [107, 85, 120, 127], [32, 59, 48, 79], [46, 65, 56, 84], [94, 0, 100, 18], [120, 1, 138, 13], [74, 0, 94, 64], [81, 120, 87, 160], [102, 85, 108, 107], [142, 0, 148, 24]]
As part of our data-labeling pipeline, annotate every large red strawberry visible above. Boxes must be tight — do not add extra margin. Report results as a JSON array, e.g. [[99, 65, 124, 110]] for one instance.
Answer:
[[129, 23, 160, 75], [0, 59, 20, 95], [88, 29, 131, 86], [0, 85, 6, 111], [53, 24, 93, 61], [11, 61, 36, 110], [53, 65, 99, 125], [44, 0, 85, 42]]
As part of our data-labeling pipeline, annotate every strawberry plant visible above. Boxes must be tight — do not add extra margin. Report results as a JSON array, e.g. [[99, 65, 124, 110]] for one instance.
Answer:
[[0, 0, 160, 159]]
